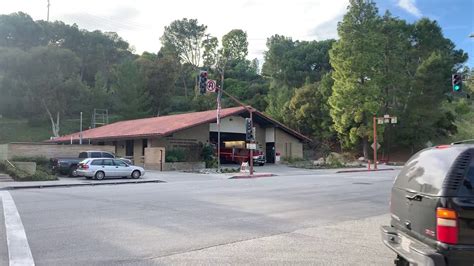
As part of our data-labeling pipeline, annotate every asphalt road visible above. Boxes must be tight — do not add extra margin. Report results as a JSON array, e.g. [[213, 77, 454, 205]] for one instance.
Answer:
[[1, 167, 398, 265]]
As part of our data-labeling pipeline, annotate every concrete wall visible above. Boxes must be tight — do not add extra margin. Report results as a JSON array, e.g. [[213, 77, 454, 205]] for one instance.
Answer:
[[275, 129, 303, 159], [4, 143, 115, 160], [209, 116, 246, 133], [163, 162, 205, 171], [0, 144, 7, 161]]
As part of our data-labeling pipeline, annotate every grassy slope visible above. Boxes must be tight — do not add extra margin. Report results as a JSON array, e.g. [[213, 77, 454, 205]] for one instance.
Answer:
[[0, 118, 81, 144]]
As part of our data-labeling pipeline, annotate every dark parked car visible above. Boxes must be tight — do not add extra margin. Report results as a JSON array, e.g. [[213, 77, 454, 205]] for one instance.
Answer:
[[381, 143, 474, 265], [51, 151, 132, 176]]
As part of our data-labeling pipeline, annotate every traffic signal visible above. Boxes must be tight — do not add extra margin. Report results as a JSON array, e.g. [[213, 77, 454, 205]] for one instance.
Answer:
[[452, 74, 462, 92], [199, 71, 208, 95], [245, 118, 253, 142]]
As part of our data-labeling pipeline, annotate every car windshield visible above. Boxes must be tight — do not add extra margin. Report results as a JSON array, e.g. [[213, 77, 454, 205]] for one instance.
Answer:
[[0, 0, 472, 265]]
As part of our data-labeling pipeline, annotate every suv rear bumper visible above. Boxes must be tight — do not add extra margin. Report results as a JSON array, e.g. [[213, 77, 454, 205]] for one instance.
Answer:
[[381, 226, 446, 266]]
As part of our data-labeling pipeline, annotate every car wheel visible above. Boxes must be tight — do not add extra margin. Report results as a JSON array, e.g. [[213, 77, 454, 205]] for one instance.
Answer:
[[259, 163, 265, 166], [68, 167, 77, 177], [394, 256, 409, 266], [95, 171, 105, 180], [132, 170, 141, 179]]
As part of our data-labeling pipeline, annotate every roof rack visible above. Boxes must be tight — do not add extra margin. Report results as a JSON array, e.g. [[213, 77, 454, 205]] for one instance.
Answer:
[[451, 139, 474, 145]]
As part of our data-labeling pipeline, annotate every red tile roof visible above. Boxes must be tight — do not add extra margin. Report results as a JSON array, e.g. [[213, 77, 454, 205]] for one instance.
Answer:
[[50, 106, 310, 143]]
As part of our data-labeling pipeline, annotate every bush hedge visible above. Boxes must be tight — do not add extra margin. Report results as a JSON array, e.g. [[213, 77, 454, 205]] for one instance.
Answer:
[[165, 149, 187, 162], [0, 160, 57, 181]]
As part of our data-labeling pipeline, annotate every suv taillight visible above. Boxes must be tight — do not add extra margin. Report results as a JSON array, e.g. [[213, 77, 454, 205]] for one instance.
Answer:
[[80, 164, 89, 170], [436, 208, 458, 244]]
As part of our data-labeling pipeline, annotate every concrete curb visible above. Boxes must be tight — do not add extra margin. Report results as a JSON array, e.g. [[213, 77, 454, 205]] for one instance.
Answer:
[[0, 179, 166, 190], [229, 173, 275, 179], [336, 168, 395, 174]]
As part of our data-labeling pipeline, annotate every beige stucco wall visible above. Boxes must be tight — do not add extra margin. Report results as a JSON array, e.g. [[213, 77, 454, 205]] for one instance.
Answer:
[[255, 123, 266, 153], [275, 129, 303, 159], [4, 143, 115, 160], [209, 116, 246, 133], [116, 141, 126, 157], [151, 124, 209, 150]]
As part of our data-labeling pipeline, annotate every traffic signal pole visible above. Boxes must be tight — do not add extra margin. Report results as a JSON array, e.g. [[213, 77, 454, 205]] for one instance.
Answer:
[[249, 111, 254, 175], [219, 88, 255, 176], [373, 115, 377, 170]]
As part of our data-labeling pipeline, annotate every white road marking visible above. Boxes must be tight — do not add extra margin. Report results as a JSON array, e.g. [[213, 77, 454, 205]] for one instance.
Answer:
[[1, 191, 35, 266]]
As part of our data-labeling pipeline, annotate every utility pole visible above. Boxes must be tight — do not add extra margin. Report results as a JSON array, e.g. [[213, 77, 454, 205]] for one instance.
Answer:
[[47, 0, 50, 22], [217, 70, 223, 173], [79, 112, 83, 145]]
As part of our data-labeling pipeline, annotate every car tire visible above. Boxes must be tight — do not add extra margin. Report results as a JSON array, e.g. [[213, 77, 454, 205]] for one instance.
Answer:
[[95, 171, 105, 180], [394, 256, 409, 266], [132, 170, 141, 179], [68, 166, 79, 177], [259, 163, 265, 166]]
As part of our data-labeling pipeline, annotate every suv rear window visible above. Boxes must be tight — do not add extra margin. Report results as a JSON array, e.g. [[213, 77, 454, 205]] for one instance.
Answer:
[[394, 147, 464, 196], [79, 152, 88, 158], [102, 152, 114, 158], [90, 152, 102, 158]]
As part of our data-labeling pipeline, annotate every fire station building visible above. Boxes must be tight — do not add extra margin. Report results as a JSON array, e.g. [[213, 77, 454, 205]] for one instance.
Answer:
[[50, 106, 309, 165]]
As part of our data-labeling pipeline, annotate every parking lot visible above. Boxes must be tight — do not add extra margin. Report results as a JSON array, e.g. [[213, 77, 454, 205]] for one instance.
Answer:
[[1, 166, 398, 265]]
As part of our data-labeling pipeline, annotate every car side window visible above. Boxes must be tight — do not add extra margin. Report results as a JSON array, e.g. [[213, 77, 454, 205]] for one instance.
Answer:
[[113, 160, 127, 167], [102, 159, 113, 166], [79, 152, 87, 158], [91, 160, 102, 166], [91, 152, 102, 158], [102, 152, 114, 158]]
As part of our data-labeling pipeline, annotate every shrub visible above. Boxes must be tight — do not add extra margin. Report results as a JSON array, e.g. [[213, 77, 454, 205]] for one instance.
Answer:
[[0, 161, 57, 181], [200, 144, 217, 168], [165, 149, 187, 162]]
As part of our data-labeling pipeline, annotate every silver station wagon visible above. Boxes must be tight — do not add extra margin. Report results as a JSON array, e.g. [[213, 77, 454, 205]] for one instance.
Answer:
[[76, 158, 145, 180]]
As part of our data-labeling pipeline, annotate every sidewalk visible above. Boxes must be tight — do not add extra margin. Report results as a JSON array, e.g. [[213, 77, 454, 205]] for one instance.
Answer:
[[0, 175, 166, 190]]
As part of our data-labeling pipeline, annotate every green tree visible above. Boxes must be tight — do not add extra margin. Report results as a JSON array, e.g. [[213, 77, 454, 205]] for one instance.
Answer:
[[287, 73, 334, 140], [160, 18, 207, 68], [111, 61, 152, 119], [221, 29, 248, 62], [0, 12, 42, 49], [329, 0, 384, 158]]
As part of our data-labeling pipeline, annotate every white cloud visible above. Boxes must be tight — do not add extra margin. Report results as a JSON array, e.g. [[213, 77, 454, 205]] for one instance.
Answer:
[[397, 0, 422, 17], [1, 0, 348, 62]]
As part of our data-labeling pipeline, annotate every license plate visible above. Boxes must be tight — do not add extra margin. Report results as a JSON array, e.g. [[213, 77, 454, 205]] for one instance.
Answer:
[[400, 235, 411, 252]]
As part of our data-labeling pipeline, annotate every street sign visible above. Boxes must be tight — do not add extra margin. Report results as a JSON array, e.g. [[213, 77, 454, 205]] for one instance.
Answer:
[[371, 142, 381, 150], [206, 79, 217, 93], [246, 143, 257, 150], [377, 118, 384, 124], [391, 116, 397, 124]]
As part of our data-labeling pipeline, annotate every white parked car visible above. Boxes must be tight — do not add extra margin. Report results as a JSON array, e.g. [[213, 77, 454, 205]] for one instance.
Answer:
[[76, 158, 145, 180]]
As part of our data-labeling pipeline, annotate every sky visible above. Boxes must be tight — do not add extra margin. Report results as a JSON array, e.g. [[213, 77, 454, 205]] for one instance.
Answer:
[[1, 0, 473, 66]]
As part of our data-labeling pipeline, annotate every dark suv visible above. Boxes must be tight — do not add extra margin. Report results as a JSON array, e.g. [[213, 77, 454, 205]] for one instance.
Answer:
[[381, 144, 474, 266]]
